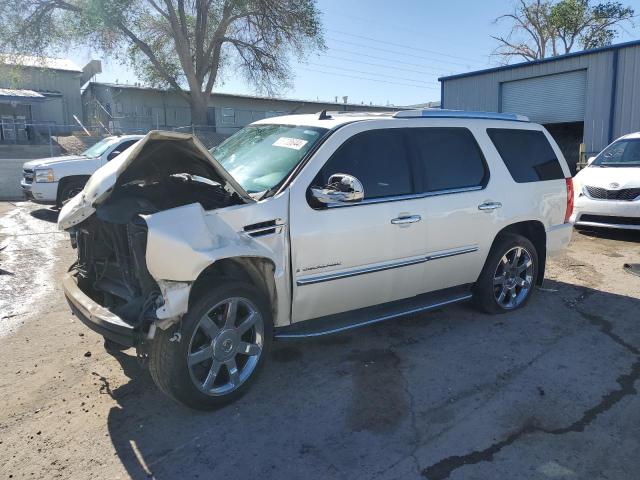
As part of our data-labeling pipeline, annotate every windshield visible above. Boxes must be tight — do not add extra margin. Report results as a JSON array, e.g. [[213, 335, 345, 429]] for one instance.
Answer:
[[592, 139, 640, 167], [211, 124, 328, 193], [82, 137, 121, 158]]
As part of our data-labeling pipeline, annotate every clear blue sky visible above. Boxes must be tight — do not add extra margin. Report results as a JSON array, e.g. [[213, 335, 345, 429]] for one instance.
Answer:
[[68, 0, 640, 107]]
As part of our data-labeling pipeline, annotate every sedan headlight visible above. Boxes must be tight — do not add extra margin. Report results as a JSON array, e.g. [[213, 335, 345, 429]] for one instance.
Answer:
[[35, 168, 55, 183]]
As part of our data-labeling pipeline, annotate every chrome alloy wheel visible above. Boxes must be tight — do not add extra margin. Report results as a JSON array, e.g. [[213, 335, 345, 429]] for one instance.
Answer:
[[493, 246, 534, 309], [187, 297, 264, 396]]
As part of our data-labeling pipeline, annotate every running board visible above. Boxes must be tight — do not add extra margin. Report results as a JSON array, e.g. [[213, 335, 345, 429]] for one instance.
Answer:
[[274, 285, 473, 340]]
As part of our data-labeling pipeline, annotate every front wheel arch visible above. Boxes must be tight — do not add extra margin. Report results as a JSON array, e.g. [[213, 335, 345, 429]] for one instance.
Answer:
[[189, 257, 278, 323], [56, 175, 90, 207]]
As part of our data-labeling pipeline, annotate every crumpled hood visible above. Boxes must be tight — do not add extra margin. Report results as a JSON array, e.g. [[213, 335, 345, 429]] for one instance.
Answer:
[[23, 155, 87, 169], [574, 165, 640, 191], [58, 130, 253, 230]]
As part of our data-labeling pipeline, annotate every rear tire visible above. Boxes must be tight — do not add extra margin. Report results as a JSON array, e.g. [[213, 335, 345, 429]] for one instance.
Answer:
[[473, 233, 538, 314], [149, 281, 272, 410]]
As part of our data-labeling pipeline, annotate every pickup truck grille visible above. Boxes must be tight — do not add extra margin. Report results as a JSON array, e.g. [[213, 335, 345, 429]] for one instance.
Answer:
[[585, 185, 640, 201], [23, 168, 34, 184]]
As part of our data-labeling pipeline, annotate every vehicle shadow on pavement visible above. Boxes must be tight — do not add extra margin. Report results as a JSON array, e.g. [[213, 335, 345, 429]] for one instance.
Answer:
[[29, 207, 59, 223], [104, 278, 640, 480]]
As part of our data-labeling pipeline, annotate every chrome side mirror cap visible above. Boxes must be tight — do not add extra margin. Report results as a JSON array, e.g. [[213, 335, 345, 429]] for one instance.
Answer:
[[310, 173, 364, 205]]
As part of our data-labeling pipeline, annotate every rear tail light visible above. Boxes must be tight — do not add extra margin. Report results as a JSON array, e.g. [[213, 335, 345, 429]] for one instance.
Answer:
[[564, 177, 574, 223]]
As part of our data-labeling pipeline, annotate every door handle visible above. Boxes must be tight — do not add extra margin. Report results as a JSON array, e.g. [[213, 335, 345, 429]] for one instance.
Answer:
[[478, 202, 502, 211], [391, 215, 422, 225]]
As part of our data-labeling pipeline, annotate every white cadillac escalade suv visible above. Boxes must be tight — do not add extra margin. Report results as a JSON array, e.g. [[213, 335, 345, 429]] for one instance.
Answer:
[[58, 110, 574, 409]]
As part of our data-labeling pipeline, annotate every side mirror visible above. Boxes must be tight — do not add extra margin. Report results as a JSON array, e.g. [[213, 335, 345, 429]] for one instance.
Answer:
[[107, 150, 121, 161], [310, 173, 364, 205], [587, 156, 596, 166]]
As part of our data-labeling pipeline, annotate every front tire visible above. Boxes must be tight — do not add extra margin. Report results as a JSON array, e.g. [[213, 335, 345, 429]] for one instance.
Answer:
[[473, 233, 538, 314], [57, 179, 86, 207], [149, 281, 272, 410]]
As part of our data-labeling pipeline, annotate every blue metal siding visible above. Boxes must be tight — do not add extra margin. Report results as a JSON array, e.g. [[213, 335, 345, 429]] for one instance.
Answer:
[[441, 49, 627, 153], [613, 45, 640, 141]]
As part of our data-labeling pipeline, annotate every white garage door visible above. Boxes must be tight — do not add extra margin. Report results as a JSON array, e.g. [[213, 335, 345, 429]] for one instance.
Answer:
[[501, 70, 587, 124]]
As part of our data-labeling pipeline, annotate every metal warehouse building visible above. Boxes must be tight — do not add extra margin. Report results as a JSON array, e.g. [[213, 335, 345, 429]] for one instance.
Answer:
[[0, 56, 88, 126], [82, 82, 397, 136], [439, 39, 640, 172]]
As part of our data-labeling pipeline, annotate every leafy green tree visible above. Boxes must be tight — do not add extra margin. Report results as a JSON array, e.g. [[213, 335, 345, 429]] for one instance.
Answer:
[[0, 0, 324, 124], [493, 0, 634, 62]]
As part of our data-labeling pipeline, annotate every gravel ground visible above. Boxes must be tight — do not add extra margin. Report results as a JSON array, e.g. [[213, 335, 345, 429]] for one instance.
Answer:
[[1, 201, 639, 480]]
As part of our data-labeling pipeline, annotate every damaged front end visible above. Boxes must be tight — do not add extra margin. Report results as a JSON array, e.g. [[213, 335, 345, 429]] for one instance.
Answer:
[[59, 131, 252, 346]]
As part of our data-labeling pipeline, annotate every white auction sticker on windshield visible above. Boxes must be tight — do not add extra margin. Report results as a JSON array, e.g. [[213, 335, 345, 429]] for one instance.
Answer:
[[273, 137, 308, 150]]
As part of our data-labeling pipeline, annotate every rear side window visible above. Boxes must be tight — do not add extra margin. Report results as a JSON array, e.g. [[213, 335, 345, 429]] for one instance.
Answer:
[[316, 129, 412, 199], [487, 128, 564, 182], [406, 128, 487, 192]]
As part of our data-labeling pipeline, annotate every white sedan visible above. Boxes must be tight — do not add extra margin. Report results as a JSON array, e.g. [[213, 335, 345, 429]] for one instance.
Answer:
[[571, 132, 640, 230]]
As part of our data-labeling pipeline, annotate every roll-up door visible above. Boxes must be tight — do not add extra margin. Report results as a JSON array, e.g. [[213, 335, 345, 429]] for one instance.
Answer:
[[501, 70, 586, 124]]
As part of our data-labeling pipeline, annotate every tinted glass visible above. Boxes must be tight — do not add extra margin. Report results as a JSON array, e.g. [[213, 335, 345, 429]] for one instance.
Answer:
[[316, 129, 412, 199], [487, 128, 564, 182], [407, 128, 487, 192], [118, 140, 138, 152], [592, 139, 640, 167]]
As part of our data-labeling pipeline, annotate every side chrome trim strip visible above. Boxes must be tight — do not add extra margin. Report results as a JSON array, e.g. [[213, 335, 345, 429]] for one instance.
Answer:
[[296, 246, 478, 286], [274, 294, 474, 339], [297, 256, 425, 286], [325, 185, 484, 209], [427, 246, 478, 261]]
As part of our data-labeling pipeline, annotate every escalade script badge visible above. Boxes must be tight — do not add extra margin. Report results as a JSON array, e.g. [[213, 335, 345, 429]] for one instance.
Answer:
[[300, 262, 342, 272]]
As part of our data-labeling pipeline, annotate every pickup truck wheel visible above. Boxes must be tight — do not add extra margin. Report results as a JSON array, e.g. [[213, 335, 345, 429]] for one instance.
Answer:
[[473, 234, 538, 314], [149, 281, 272, 410], [57, 179, 86, 207]]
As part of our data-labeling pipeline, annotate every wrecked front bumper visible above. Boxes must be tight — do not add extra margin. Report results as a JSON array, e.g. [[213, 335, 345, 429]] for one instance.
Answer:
[[63, 273, 141, 347]]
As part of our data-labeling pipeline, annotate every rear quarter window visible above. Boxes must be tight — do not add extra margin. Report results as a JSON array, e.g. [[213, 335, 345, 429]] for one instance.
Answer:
[[487, 128, 564, 183]]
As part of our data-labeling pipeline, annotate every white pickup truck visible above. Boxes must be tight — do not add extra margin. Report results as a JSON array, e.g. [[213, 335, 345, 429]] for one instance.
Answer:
[[21, 135, 143, 206]]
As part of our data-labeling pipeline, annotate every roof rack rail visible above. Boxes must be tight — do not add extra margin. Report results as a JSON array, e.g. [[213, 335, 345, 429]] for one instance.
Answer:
[[393, 109, 530, 122]]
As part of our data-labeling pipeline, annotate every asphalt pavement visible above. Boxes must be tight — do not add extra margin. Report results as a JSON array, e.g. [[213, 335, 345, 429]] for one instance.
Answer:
[[1, 201, 639, 479]]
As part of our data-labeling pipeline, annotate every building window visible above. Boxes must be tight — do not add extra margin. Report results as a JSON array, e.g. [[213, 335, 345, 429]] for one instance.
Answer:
[[222, 107, 235, 125]]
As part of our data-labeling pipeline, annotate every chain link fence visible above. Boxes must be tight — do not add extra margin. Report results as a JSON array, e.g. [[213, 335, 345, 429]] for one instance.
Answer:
[[0, 121, 235, 158]]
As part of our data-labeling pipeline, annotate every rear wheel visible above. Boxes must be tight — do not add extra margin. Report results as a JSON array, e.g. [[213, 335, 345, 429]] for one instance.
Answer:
[[473, 234, 538, 314], [149, 281, 272, 409]]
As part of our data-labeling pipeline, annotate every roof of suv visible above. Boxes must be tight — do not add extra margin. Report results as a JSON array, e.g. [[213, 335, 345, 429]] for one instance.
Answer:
[[253, 109, 531, 130]]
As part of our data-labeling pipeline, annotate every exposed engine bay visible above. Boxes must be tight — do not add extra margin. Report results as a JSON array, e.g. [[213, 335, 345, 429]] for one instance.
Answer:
[[66, 136, 245, 327]]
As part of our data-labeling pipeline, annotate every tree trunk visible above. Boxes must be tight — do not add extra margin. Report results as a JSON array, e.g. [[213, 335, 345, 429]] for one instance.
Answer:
[[190, 91, 208, 126]]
